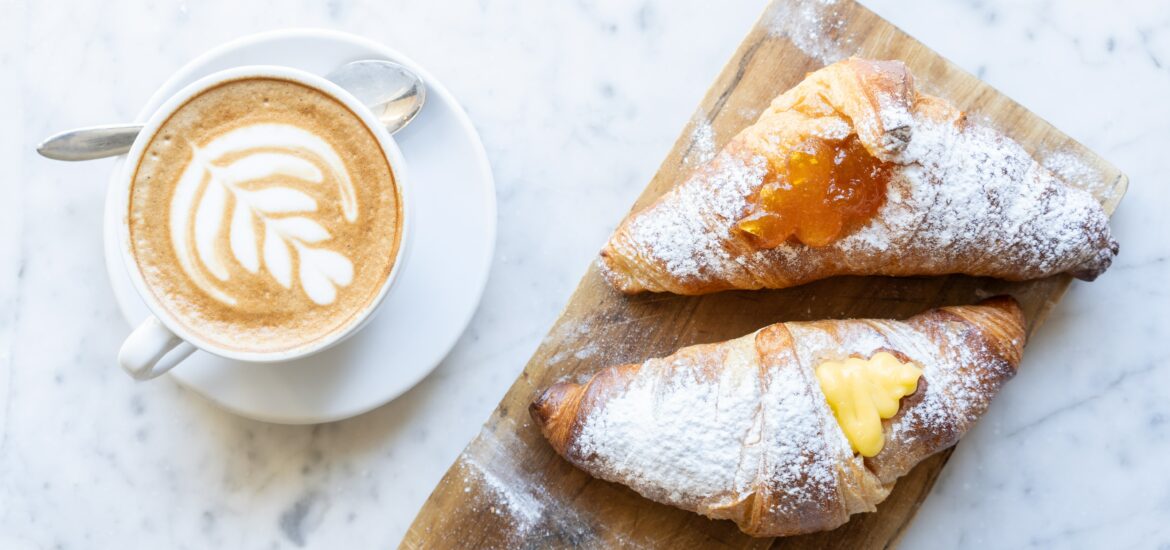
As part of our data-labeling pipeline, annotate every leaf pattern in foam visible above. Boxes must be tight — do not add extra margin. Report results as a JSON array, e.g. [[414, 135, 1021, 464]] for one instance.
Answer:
[[201, 124, 357, 221], [219, 152, 323, 187], [170, 150, 238, 306], [297, 245, 355, 305], [229, 199, 260, 273], [237, 188, 318, 213], [269, 217, 330, 244], [263, 222, 294, 289], [193, 170, 230, 281], [167, 123, 358, 307]]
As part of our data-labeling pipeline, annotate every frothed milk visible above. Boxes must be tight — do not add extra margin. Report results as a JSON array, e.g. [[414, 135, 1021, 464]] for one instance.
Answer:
[[128, 77, 403, 353]]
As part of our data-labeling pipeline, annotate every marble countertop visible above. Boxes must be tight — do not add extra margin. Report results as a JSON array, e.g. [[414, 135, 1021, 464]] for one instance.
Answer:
[[2, 0, 1167, 548]]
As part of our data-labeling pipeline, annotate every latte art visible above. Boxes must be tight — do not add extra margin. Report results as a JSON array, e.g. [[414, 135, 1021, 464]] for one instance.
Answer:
[[129, 77, 403, 354], [171, 123, 357, 306]]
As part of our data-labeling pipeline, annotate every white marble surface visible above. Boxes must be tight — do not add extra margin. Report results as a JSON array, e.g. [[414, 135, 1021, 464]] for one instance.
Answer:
[[1, 0, 1167, 548]]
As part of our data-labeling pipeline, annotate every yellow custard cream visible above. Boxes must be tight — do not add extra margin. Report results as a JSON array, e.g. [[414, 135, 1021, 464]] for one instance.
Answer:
[[815, 352, 923, 457]]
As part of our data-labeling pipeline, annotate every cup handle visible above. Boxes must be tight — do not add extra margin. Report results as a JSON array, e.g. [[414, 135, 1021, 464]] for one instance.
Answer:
[[118, 316, 196, 380]]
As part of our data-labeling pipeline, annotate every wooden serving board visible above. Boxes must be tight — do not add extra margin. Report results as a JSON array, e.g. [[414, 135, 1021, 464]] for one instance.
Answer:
[[403, 1, 1128, 548]]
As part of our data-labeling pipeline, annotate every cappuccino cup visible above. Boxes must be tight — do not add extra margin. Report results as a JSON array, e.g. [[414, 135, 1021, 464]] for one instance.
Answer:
[[115, 65, 410, 380]]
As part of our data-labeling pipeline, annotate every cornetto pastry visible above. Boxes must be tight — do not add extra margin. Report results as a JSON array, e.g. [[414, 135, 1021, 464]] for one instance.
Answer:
[[599, 58, 1118, 294], [530, 297, 1024, 537]]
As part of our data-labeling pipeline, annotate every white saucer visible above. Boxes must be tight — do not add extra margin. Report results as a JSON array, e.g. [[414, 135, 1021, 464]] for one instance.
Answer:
[[104, 30, 496, 424]]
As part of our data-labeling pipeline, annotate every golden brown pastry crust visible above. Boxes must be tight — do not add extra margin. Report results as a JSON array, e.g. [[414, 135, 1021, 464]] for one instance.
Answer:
[[599, 58, 1117, 295], [531, 297, 1025, 537]]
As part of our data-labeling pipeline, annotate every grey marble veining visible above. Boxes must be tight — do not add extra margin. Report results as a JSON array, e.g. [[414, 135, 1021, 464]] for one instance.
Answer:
[[1, 0, 1167, 548]]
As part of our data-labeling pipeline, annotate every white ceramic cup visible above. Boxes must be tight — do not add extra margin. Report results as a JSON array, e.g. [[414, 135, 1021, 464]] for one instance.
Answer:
[[115, 65, 411, 381]]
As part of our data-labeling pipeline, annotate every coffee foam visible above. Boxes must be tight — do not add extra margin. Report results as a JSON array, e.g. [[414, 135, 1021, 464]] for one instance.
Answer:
[[129, 77, 403, 354], [172, 123, 357, 307]]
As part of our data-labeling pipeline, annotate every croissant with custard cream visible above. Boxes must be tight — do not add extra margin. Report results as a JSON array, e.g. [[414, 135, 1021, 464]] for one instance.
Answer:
[[599, 58, 1117, 294], [530, 297, 1024, 537]]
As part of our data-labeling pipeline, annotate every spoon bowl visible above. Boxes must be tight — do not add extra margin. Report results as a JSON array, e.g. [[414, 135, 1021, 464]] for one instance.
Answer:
[[328, 60, 426, 134]]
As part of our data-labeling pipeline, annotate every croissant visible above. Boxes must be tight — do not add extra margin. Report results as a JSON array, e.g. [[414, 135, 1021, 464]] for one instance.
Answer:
[[530, 297, 1024, 537], [599, 58, 1117, 294]]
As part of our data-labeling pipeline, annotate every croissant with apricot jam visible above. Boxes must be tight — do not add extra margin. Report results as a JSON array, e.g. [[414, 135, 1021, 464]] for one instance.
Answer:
[[599, 58, 1117, 295]]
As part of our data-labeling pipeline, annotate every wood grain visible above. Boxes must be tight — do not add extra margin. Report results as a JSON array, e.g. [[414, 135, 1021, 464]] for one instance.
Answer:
[[402, 1, 1127, 548]]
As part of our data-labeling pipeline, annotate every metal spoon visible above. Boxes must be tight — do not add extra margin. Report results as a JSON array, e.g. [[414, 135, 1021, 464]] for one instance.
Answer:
[[36, 60, 426, 161]]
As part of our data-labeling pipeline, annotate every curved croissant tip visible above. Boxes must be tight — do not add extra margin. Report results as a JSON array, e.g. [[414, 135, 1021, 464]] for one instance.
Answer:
[[1071, 239, 1119, 281], [531, 383, 561, 428], [530, 383, 572, 430], [530, 382, 580, 455]]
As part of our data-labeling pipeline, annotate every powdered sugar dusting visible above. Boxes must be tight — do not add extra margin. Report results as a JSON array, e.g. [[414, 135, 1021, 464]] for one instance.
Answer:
[[1043, 150, 1109, 197], [454, 431, 607, 548], [766, 0, 854, 64], [622, 153, 767, 281], [876, 315, 1017, 482], [572, 333, 841, 515], [751, 338, 844, 517], [462, 455, 545, 532], [834, 117, 1113, 278], [877, 322, 966, 445], [545, 321, 595, 364], [544, 317, 668, 369], [688, 117, 716, 165], [738, 106, 763, 121]]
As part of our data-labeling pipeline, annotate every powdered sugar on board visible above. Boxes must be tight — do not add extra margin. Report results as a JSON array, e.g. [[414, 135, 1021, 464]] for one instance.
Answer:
[[1043, 149, 1111, 198], [462, 456, 545, 532], [686, 115, 717, 166], [451, 430, 619, 549], [542, 317, 679, 371], [765, 0, 856, 63], [544, 321, 599, 364]]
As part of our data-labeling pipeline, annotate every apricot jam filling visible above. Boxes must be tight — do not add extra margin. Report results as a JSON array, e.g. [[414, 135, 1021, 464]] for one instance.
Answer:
[[736, 134, 893, 248]]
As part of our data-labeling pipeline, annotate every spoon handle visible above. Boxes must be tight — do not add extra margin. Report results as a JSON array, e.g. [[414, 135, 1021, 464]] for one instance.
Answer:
[[37, 124, 143, 161]]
